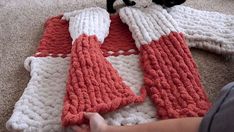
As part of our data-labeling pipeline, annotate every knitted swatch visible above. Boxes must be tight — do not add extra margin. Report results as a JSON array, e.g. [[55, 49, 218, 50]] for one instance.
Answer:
[[61, 7, 145, 126], [120, 5, 211, 119]]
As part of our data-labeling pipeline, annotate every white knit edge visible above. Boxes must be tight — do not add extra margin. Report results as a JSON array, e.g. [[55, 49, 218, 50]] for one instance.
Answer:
[[63, 7, 110, 44], [6, 57, 70, 132], [168, 5, 234, 54]]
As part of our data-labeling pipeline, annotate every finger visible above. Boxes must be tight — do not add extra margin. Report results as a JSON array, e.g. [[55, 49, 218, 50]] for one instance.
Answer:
[[72, 126, 82, 132], [84, 112, 98, 119], [81, 124, 88, 128], [72, 126, 90, 132]]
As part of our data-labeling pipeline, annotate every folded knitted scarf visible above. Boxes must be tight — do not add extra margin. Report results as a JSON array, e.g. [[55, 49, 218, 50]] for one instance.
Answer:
[[61, 7, 146, 126], [6, 4, 234, 132]]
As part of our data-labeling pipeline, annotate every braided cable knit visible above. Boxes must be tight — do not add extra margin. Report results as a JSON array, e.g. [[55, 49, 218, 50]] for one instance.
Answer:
[[167, 5, 234, 54], [62, 7, 146, 126], [120, 5, 211, 119]]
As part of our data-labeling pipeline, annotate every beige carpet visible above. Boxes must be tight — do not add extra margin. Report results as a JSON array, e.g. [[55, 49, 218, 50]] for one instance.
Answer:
[[0, 0, 233, 131]]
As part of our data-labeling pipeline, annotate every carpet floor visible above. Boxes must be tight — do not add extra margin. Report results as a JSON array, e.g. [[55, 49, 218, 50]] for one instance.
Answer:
[[0, 0, 233, 131]]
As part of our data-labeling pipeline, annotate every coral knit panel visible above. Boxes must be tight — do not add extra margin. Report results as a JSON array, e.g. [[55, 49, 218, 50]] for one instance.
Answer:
[[62, 34, 145, 126], [140, 32, 211, 119]]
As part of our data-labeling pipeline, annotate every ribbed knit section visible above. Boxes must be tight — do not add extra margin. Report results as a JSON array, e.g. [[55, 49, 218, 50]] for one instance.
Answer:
[[120, 4, 211, 119], [140, 32, 211, 119], [35, 16, 72, 57]]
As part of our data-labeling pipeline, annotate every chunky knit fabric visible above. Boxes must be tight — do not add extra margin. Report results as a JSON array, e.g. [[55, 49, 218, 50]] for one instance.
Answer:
[[168, 6, 234, 54], [61, 7, 145, 126], [7, 4, 234, 131], [120, 5, 210, 119]]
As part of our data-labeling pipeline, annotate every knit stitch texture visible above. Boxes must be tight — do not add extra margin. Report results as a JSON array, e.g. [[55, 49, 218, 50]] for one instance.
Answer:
[[120, 5, 211, 119], [168, 5, 234, 54], [62, 34, 145, 126], [62, 7, 146, 126]]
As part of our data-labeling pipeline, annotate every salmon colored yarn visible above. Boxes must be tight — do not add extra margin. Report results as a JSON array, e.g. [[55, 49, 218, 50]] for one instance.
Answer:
[[34, 15, 138, 57], [35, 15, 72, 57], [62, 34, 146, 126], [140, 32, 210, 119]]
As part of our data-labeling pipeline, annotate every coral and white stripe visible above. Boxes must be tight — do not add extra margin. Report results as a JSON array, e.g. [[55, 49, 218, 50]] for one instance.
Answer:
[[63, 7, 110, 43], [62, 7, 145, 126], [119, 4, 180, 48], [120, 5, 211, 119]]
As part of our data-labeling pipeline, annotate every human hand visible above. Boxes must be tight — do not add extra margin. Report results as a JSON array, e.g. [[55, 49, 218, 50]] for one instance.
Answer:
[[72, 112, 108, 132]]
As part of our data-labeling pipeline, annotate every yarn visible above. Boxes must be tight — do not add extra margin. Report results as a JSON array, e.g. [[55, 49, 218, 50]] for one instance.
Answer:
[[35, 15, 138, 58], [101, 15, 139, 57], [6, 57, 69, 131], [35, 15, 72, 57], [63, 7, 110, 44], [62, 34, 145, 126], [168, 5, 234, 54], [62, 7, 145, 126]]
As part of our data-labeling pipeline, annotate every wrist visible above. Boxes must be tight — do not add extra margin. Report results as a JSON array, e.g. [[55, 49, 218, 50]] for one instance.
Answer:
[[101, 125, 116, 132], [98, 124, 110, 132], [103, 125, 112, 132]]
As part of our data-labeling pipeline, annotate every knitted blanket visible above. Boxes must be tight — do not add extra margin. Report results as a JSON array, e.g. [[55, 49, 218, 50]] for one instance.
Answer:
[[6, 5, 234, 132]]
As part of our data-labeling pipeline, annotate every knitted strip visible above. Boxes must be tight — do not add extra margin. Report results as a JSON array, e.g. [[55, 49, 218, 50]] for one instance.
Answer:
[[168, 5, 234, 54], [62, 8, 147, 126], [62, 34, 145, 126], [6, 57, 69, 132], [140, 32, 210, 118], [120, 5, 211, 119]]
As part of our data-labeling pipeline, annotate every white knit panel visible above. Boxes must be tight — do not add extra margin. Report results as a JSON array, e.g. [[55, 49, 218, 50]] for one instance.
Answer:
[[6, 55, 156, 131], [6, 57, 70, 132], [119, 4, 180, 49], [168, 5, 234, 54], [63, 7, 110, 43], [104, 55, 157, 126]]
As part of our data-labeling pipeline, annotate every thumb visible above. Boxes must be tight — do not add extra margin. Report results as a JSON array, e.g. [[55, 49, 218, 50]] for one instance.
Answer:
[[84, 112, 97, 119]]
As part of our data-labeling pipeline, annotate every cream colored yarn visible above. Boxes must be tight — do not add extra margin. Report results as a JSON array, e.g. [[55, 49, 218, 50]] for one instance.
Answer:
[[168, 5, 234, 54]]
